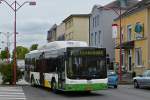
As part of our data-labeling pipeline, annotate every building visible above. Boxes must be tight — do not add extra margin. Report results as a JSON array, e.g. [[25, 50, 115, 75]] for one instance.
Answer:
[[114, 0, 150, 75], [56, 22, 65, 41], [63, 14, 90, 44], [90, 0, 139, 69], [47, 24, 57, 42], [90, 4, 118, 64]]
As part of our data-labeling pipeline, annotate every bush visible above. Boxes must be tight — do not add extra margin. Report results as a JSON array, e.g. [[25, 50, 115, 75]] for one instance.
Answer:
[[0, 63, 22, 85]]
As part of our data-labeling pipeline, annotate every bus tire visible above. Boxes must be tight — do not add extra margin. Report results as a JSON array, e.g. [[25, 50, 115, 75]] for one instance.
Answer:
[[31, 75, 35, 87], [51, 80, 57, 93], [114, 85, 118, 89]]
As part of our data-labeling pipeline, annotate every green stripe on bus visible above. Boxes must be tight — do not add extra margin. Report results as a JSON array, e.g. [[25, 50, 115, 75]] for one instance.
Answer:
[[65, 83, 108, 91]]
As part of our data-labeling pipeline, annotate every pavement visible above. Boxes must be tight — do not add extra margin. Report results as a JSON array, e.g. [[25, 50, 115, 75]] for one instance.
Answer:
[[16, 79, 30, 86], [0, 74, 2, 84], [0, 77, 30, 86]]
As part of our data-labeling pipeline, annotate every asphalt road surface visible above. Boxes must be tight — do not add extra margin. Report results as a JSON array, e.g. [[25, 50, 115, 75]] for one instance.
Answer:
[[22, 85, 150, 100]]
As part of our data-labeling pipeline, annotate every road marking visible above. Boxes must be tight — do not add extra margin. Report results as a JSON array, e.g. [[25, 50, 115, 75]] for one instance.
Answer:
[[0, 86, 26, 100]]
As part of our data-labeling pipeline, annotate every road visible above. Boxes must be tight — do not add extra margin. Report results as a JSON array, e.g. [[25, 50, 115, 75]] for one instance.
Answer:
[[21, 85, 150, 100]]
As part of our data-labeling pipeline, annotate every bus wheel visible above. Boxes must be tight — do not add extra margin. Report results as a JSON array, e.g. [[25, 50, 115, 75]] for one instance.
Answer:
[[51, 81, 57, 92], [31, 76, 35, 86], [114, 85, 118, 89]]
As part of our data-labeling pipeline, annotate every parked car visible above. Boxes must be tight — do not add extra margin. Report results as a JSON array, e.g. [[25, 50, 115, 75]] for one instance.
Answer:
[[133, 70, 150, 88], [108, 70, 118, 88]]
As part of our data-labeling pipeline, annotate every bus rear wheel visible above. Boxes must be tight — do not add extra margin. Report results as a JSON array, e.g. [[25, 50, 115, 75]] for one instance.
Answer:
[[31, 76, 35, 86], [51, 81, 57, 92]]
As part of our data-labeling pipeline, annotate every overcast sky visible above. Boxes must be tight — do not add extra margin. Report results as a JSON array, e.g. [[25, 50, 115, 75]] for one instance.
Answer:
[[0, 0, 115, 50]]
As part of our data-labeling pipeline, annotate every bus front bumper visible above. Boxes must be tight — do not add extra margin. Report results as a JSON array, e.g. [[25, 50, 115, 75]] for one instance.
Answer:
[[65, 83, 108, 91]]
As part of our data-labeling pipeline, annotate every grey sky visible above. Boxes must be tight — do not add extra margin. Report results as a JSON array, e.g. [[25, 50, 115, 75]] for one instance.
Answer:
[[0, 0, 115, 50]]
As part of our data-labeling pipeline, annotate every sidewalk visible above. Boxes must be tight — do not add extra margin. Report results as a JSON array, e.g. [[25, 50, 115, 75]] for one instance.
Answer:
[[0, 76, 30, 86], [119, 72, 133, 85], [0, 74, 2, 84], [16, 79, 30, 86]]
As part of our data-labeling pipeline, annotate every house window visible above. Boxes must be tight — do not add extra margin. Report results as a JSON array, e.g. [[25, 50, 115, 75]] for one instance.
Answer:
[[121, 49, 125, 66], [91, 33, 93, 46], [69, 32, 73, 40], [98, 31, 101, 44], [95, 16, 97, 27], [135, 48, 142, 66], [127, 25, 132, 41], [66, 19, 73, 29], [97, 15, 99, 26], [93, 18, 94, 28], [95, 32, 97, 46]]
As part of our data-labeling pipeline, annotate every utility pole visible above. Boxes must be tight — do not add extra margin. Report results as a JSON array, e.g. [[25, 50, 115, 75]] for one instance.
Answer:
[[102, 0, 127, 81]]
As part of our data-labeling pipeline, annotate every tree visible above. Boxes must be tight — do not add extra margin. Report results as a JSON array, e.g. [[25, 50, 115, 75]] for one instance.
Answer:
[[0, 63, 22, 84], [0, 47, 10, 60], [12, 46, 29, 59], [30, 44, 38, 51]]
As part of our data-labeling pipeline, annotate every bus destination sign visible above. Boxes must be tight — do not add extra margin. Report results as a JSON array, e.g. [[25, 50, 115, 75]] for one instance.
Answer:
[[70, 49, 105, 56]]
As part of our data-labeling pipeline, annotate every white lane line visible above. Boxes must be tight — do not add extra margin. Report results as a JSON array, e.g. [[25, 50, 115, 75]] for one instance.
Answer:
[[0, 93, 24, 95], [0, 95, 25, 97], [0, 90, 23, 92], [0, 97, 26, 100]]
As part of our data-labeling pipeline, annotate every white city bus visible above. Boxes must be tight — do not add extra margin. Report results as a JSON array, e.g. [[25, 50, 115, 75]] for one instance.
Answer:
[[25, 41, 107, 92]]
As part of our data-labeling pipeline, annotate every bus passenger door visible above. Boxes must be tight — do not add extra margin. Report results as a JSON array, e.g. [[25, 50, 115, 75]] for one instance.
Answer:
[[38, 59, 45, 86], [58, 58, 65, 89]]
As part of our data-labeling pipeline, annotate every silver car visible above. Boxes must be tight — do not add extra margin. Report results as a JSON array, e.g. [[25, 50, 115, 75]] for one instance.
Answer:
[[133, 70, 150, 88]]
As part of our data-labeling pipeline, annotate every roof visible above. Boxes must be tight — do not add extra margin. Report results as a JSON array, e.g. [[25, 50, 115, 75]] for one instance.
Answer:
[[63, 14, 90, 22], [48, 24, 57, 32], [115, 0, 149, 20], [100, 0, 139, 10]]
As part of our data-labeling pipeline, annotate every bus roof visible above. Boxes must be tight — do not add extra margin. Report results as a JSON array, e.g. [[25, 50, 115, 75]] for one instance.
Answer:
[[38, 41, 88, 50], [26, 41, 88, 59]]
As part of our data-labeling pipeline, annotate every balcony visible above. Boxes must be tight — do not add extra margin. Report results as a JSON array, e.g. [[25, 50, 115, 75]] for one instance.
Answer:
[[115, 40, 134, 49]]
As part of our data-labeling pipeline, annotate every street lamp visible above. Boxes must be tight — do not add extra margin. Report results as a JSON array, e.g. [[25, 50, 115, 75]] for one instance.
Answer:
[[101, 0, 128, 81], [0, 0, 36, 85]]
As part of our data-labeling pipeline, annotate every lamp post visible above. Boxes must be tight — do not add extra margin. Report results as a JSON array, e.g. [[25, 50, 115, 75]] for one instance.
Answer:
[[102, 0, 127, 81], [0, 0, 36, 85]]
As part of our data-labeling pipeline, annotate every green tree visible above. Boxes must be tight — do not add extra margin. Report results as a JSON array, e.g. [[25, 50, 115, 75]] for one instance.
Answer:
[[0, 63, 22, 84], [12, 46, 29, 59], [30, 44, 38, 51], [0, 48, 10, 60]]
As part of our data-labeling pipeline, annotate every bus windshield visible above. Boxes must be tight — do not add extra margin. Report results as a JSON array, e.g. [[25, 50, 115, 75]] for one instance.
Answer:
[[67, 56, 107, 79]]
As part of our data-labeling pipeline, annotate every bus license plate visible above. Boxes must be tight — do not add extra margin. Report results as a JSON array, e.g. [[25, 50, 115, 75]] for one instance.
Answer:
[[87, 80, 92, 84], [86, 86, 92, 91]]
